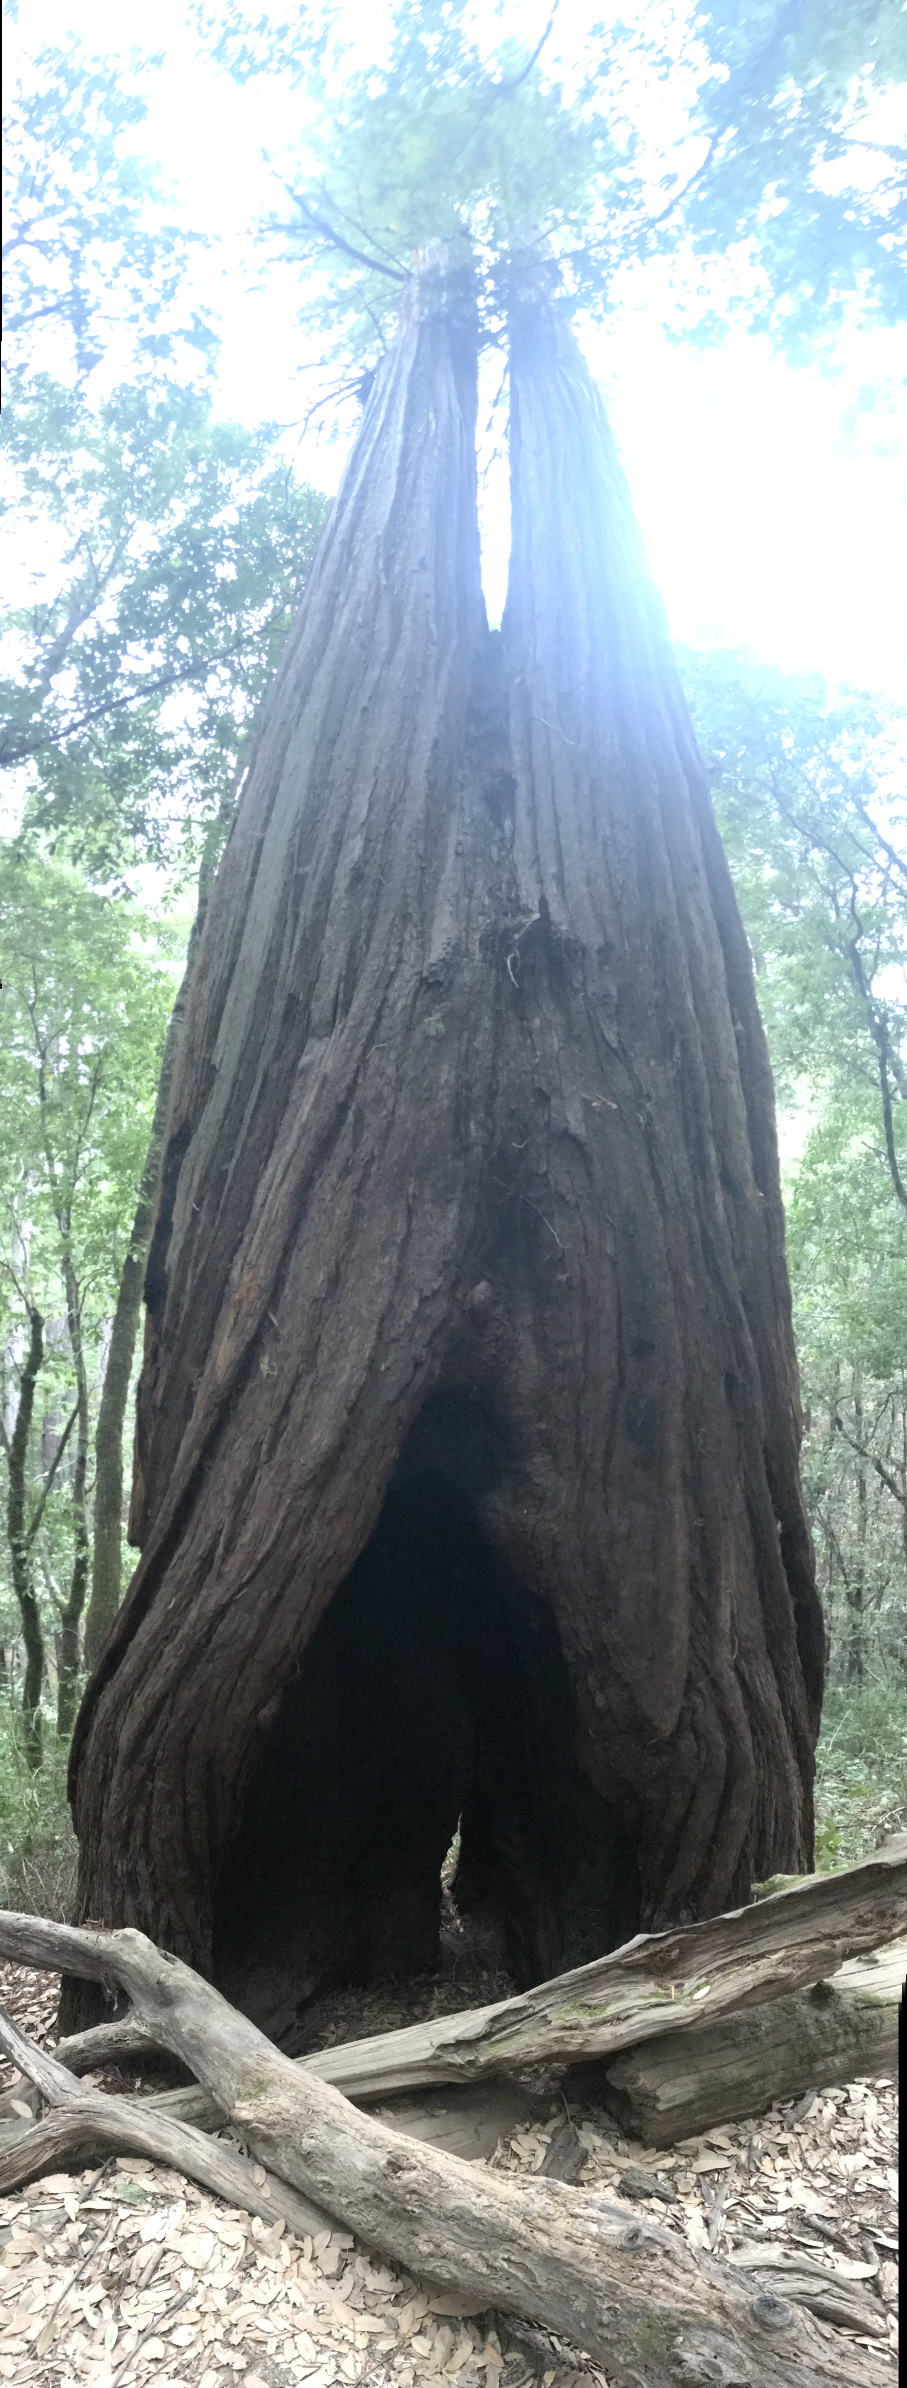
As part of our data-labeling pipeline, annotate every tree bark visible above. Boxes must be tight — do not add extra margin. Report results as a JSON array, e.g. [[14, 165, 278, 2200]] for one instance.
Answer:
[[64, 249, 822, 2033], [55, 1252, 90, 1737], [84, 703, 265, 1675], [0, 2002, 328, 2235], [582, 1938, 904, 2146], [5, 1304, 45, 1769], [0, 1911, 892, 2388], [83, 986, 187, 1671]]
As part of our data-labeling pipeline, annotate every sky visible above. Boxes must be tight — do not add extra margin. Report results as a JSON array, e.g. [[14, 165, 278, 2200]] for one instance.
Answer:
[[7, 0, 907, 701]]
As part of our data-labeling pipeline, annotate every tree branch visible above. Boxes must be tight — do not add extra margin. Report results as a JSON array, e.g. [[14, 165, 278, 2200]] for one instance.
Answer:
[[282, 188, 406, 282], [833, 1414, 906, 1512], [0, 631, 287, 770], [26, 1398, 80, 1544], [0, 2001, 327, 2235], [492, 3, 560, 94]]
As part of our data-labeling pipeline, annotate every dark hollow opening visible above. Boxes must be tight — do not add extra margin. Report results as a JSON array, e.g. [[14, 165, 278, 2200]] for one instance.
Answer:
[[212, 1399, 640, 2046]]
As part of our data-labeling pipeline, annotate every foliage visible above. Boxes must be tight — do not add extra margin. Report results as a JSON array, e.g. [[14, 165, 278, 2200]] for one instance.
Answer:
[[0, 378, 326, 882], [4, 33, 215, 389], [814, 1682, 907, 1865], [0, 1697, 76, 1916], [195, 0, 907, 375], [682, 652, 906, 1165], [0, 852, 177, 1296], [684, 647, 907, 1688], [0, 852, 177, 1733], [3, 25, 326, 882]]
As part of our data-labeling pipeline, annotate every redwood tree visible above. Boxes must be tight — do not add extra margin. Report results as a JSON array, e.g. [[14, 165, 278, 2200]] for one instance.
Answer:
[[65, 253, 823, 2035]]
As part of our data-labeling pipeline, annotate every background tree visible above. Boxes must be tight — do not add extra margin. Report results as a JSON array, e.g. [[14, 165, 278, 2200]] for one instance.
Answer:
[[2, 32, 327, 1682], [0, 855, 176, 1746], [685, 653, 907, 1687]]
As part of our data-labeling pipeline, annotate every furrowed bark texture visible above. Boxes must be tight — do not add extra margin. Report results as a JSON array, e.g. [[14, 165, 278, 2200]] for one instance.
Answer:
[[64, 253, 822, 2034], [84, 978, 187, 1672]]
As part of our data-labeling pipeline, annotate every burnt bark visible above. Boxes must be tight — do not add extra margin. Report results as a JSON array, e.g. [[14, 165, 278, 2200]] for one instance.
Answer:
[[84, 725, 264, 1675], [64, 251, 823, 2030]]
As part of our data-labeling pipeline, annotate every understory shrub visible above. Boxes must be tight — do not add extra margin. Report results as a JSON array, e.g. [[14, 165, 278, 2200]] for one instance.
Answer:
[[0, 1704, 76, 1917], [814, 1682, 907, 1869]]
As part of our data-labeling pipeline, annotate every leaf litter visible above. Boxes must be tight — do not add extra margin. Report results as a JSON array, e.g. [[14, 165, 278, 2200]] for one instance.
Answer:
[[0, 1961, 898, 2387]]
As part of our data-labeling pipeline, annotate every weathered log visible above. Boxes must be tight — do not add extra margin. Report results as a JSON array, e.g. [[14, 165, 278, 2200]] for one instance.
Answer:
[[581, 1938, 904, 2145], [0, 2003, 327, 2234], [5, 1844, 902, 2142], [117, 1838, 907, 2128], [2, 2009, 157, 2118], [724, 2246, 887, 2340], [0, 1909, 892, 2388]]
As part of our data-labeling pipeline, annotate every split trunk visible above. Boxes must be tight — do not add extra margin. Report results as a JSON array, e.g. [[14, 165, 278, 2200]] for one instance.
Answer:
[[63, 252, 823, 2034]]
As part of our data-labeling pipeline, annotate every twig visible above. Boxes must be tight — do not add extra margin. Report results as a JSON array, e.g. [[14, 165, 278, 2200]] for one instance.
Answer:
[[110, 2287, 194, 2383]]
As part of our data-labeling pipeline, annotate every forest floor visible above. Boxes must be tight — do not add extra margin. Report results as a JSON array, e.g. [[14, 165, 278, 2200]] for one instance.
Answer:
[[0, 1953, 899, 2388]]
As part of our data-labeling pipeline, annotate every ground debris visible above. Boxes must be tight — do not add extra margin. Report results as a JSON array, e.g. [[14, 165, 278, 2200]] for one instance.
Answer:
[[0, 1964, 898, 2383]]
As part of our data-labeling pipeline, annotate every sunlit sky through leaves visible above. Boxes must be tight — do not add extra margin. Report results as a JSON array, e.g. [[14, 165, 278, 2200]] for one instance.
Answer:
[[9, 0, 907, 700]]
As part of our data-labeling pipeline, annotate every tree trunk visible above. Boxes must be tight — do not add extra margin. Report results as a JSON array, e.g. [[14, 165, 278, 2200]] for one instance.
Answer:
[[55, 1254, 90, 1737], [5, 1305, 45, 1770], [63, 250, 823, 2034], [83, 987, 186, 1672], [846, 1368, 867, 1683], [84, 714, 263, 1676]]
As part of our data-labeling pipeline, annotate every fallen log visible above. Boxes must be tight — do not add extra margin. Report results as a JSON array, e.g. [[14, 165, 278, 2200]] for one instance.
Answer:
[[0, 1909, 892, 2388], [577, 1937, 905, 2147], [0, 2004, 328, 2236], [723, 2245, 888, 2340], [31, 1837, 907, 2124]]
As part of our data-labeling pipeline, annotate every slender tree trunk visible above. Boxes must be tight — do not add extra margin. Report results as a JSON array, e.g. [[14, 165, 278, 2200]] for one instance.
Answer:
[[55, 1256, 90, 1737], [847, 1368, 867, 1684], [5, 1306, 45, 1769], [64, 252, 822, 2032]]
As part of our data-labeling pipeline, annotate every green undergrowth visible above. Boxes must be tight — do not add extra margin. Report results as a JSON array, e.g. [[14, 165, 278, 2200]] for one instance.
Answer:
[[0, 1704, 76, 1918], [814, 1682, 907, 1871]]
